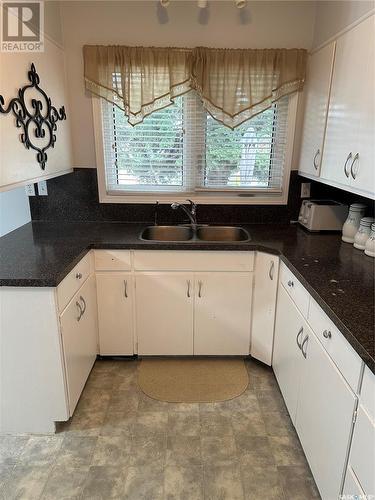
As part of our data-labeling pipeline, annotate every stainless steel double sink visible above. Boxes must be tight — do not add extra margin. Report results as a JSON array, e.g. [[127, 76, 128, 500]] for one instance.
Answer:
[[140, 225, 250, 242]]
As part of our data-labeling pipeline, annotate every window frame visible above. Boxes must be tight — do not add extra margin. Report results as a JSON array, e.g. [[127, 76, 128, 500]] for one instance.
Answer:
[[92, 92, 299, 205]]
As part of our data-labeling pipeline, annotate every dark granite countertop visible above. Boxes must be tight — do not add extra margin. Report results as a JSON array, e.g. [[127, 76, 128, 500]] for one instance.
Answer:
[[1, 221, 374, 373]]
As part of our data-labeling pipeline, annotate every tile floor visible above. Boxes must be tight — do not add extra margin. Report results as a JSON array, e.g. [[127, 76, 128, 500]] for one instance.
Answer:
[[0, 358, 320, 500]]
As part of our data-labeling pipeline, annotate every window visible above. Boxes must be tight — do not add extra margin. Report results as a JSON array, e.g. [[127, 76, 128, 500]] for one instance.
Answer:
[[99, 90, 294, 203]]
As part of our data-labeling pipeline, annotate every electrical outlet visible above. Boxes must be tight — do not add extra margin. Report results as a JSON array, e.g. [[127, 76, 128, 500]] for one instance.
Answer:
[[37, 180, 48, 196], [301, 182, 311, 198], [25, 184, 36, 196]]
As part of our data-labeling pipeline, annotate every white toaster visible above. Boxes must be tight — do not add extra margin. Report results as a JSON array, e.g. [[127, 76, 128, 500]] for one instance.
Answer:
[[298, 200, 348, 232]]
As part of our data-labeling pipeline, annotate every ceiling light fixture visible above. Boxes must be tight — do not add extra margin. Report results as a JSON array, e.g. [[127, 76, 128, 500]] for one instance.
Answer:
[[160, 0, 170, 7]]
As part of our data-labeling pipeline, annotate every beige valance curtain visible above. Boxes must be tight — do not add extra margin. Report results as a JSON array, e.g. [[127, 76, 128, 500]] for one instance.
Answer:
[[83, 45, 306, 128]]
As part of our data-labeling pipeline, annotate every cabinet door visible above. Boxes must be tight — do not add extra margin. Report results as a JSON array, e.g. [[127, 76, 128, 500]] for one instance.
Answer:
[[350, 16, 374, 197], [135, 272, 193, 355], [343, 467, 366, 498], [194, 272, 252, 355], [272, 285, 308, 423], [96, 273, 134, 356], [321, 17, 373, 189], [298, 42, 335, 177], [251, 253, 279, 365], [295, 331, 357, 500], [60, 275, 98, 416]]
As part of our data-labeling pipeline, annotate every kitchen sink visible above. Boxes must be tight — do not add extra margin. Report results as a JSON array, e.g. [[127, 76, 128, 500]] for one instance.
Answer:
[[140, 225, 250, 242], [196, 226, 250, 242], [140, 225, 194, 241]]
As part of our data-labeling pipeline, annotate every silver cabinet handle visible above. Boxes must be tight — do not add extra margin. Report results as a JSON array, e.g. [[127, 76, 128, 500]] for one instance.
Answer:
[[198, 280, 203, 298], [323, 329, 332, 339], [79, 296, 86, 315], [76, 301, 83, 321], [287, 280, 294, 288], [296, 326, 304, 350], [350, 153, 359, 180], [313, 149, 320, 170], [269, 261, 275, 281], [187, 280, 191, 298], [301, 335, 309, 359], [124, 280, 128, 298], [343, 152, 352, 178], [76, 272, 82, 280]]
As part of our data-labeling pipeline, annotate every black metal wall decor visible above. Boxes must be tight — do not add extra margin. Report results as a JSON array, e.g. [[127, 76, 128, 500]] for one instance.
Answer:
[[0, 63, 66, 170]]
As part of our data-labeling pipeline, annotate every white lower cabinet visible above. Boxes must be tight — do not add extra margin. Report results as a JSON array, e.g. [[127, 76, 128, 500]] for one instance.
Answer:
[[135, 272, 194, 355], [96, 273, 134, 355], [194, 272, 253, 355], [135, 270, 253, 356], [343, 467, 366, 498], [295, 330, 357, 500], [60, 275, 98, 416], [344, 367, 375, 497], [251, 252, 279, 365], [273, 284, 310, 423], [274, 267, 362, 500]]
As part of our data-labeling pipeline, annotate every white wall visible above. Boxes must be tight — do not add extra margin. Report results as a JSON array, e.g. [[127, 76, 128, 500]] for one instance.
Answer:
[[60, 0, 317, 168], [312, 0, 374, 48], [0, 1, 66, 235], [0, 188, 31, 237]]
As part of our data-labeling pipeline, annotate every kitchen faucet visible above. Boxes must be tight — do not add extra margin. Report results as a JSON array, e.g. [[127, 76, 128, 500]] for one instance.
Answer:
[[171, 199, 198, 228]]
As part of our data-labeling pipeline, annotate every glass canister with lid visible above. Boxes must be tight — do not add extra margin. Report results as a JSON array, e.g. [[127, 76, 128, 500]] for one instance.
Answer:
[[353, 217, 375, 250], [342, 203, 367, 243], [364, 223, 375, 257]]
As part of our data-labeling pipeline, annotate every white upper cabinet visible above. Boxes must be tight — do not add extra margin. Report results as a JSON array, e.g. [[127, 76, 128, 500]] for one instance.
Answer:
[[298, 42, 335, 178], [320, 16, 374, 197], [0, 38, 72, 191]]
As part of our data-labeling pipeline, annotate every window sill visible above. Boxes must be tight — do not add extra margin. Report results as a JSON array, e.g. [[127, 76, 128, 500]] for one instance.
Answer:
[[99, 190, 289, 205]]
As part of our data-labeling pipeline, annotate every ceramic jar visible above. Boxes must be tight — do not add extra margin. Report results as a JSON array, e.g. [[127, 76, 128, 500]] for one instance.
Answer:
[[364, 223, 375, 257], [342, 203, 367, 243], [353, 217, 375, 250]]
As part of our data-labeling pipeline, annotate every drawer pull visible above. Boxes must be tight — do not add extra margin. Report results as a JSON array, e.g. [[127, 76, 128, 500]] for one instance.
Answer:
[[301, 335, 309, 359], [269, 261, 275, 281], [186, 280, 191, 298], [198, 280, 203, 298], [296, 326, 304, 350], [344, 152, 352, 178], [79, 296, 86, 316], [350, 153, 359, 180], [76, 272, 82, 280], [323, 329, 332, 339], [287, 280, 294, 288], [124, 280, 128, 298], [76, 301, 83, 321], [313, 149, 320, 170]]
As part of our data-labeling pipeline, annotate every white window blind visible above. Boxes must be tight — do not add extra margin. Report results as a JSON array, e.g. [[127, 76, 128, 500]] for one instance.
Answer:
[[102, 91, 289, 195]]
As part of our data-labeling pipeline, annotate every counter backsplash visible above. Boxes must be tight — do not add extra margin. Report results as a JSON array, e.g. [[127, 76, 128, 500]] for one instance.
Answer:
[[29, 168, 373, 225]]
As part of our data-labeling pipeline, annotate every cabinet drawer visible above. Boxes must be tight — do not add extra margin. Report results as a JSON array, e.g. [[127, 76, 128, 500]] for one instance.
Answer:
[[94, 250, 132, 271], [279, 263, 310, 318], [308, 299, 362, 392], [360, 366, 375, 420], [57, 253, 91, 312], [350, 405, 375, 495], [133, 251, 254, 272]]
